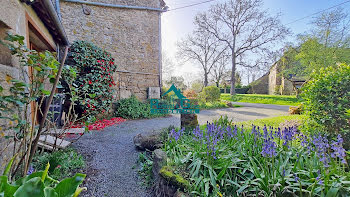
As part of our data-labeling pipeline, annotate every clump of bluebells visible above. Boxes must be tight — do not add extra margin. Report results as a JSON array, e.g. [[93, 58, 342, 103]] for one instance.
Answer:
[[165, 122, 350, 196]]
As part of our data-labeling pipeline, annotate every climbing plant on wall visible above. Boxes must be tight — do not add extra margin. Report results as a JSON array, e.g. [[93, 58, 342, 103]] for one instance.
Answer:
[[65, 41, 117, 122]]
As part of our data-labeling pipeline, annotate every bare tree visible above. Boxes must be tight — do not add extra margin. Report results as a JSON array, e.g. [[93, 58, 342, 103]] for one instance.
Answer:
[[311, 8, 350, 48], [162, 51, 176, 84], [177, 29, 227, 87], [210, 53, 230, 87], [196, 0, 289, 95]]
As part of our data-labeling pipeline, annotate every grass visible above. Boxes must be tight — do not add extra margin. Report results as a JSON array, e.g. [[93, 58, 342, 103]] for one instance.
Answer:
[[235, 114, 307, 128], [221, 93, 301, 106]]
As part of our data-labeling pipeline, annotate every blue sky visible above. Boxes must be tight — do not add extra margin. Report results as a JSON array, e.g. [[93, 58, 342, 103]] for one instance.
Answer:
[[161, 0, 350, 84]]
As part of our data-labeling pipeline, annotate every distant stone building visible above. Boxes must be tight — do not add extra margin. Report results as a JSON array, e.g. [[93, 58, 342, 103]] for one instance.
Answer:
[[59, 0, 167, 100], [249, 62, 294, 95]]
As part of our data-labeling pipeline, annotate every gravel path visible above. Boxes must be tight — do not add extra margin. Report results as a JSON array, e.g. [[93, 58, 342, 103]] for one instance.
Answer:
[[74, 103, 290, 197], [196, 102, 290, 124], [74, 116, 179, 197]]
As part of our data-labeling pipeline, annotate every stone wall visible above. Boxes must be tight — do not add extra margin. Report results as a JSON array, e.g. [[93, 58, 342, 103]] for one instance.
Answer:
[[60, 0, 162, 100], [268, 64, 277, 95], [248, 73, 269, 94]]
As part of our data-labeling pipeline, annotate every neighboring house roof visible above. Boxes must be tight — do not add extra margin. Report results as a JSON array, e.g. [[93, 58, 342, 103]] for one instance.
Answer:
[[29, 0, 69, 45]]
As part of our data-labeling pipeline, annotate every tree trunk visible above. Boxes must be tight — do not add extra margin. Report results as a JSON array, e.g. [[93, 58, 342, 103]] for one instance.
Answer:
[[230, 51, 236, 95], [204, 72, 208, 87]]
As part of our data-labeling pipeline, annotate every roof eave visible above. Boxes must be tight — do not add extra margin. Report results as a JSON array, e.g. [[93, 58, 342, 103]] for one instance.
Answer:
[[31, 0, 69, 46]]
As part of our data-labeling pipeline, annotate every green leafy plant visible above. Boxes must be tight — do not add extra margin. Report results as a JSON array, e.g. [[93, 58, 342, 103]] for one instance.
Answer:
[[0, 34, 77, 177], [0, 158, 86, 197], [32, 148, 85, 180], [113, 95, 166, 119], [202, 86, 221, 103], [64, 41, 117, 122], [301, 64, 350, 134], [213, 115, 232, 127], [136, 152, 153, 187]]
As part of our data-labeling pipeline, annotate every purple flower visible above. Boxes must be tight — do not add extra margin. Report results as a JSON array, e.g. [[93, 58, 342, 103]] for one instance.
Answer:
[[27, 165, 34, 175], [316, 171, 323, 185], [312, 134, 330, 167], [261, 133, 277, 158], [294, 173, 299, 182], [331, 134, 347, 164], [299, 134, 309, 147], [192, 125, 202, 141], [282, 127, 297, 147], [169, 128, 184, 142]]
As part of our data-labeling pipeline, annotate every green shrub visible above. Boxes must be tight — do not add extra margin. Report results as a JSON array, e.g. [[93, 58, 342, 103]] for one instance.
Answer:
[[1, 158, 86, 197], [114, 95, 166, 119], [202, 86, 221, 103], [301, 63, 350, 134], [32, 148, 85, 180], [114, 95, 148, 119], [64, 41, 117, 122]]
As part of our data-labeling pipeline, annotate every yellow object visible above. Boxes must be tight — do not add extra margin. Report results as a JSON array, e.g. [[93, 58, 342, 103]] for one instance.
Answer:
[[5, 75, 12, 83]]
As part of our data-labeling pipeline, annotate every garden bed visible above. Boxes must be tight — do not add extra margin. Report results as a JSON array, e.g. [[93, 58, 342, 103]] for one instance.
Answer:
[[162, 119, 350, 196]]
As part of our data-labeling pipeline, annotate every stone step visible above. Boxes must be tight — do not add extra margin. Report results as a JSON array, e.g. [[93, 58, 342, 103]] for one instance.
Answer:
[[39, 135, 71, 149]]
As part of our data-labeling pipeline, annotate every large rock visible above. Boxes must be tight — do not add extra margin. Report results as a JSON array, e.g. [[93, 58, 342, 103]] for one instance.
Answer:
[[153, 149, 167, 178], [173, 191, 189, 197], [133, 131, 163, 151]]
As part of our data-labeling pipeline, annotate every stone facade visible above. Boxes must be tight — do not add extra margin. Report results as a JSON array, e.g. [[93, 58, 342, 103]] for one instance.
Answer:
[[248, 74, 269, 94], [60, 0, 164, 100], [249, 62, 294, 95]]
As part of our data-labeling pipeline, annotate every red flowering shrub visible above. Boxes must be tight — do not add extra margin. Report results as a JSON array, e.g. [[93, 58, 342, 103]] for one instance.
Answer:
[[65, 41, 117, 121]]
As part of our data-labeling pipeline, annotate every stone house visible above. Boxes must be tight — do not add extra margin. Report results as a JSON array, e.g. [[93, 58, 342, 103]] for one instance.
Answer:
[[59, 0, 167, 100], [0, 0, 166, 172], [249, 61, 294, 95]]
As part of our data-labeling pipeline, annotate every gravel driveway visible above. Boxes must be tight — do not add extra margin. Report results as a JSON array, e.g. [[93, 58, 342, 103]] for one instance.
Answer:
[[74, 116, 179, 197], [74, 103, 290, 197], [196, 102, 290, 124]]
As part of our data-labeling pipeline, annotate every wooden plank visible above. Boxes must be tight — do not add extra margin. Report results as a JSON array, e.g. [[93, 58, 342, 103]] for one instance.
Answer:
[[37, 142, 54, 151], [48, 128, 85, 134], [39, 135, 71, 149]]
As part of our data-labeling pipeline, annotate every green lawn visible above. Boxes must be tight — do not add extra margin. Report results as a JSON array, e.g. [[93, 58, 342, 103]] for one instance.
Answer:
[[235, 114, 307, 128], [221, 93, 301, 106]]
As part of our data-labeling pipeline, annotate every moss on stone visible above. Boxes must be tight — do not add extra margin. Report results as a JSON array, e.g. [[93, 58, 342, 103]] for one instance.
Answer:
[[159, 166, 189, 190]]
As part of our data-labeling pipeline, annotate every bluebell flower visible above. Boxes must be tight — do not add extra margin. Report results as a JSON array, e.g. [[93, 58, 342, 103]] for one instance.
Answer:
[[294, 173, 299, 182], [169, 128, 184, 142], [331, 134, 347, 164], [192, 125, 203, 141], [312, 134, 330, 167], [261, 138, 277, 158], [27, 165, 34, 175]]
